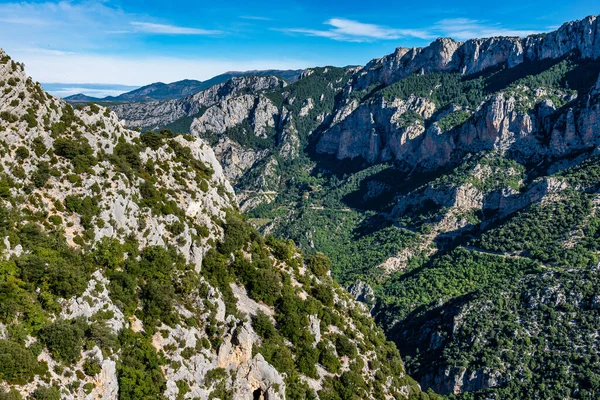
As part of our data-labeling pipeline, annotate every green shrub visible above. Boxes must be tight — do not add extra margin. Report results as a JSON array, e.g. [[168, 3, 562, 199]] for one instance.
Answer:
[[0, 388, 23, 400], [117, 329, 166, 400], [295, 344, 319, 377], [38, 319, 86, 364], [141, 279, 176, 326], [32, 162, 51, 188], [285, 373, 316, 400], [114, 141, 141, 171], [108, 271, 138, 315], [335, 335, 357, 359], [256, 339, 295, 375], [31, 386, 61, 400], [15, 147, 29, 160], [0, 340, 38, 383], [318, 343, 341, 373], [83, 357, 102, 375], [53, 138, 96, 172], [267, 236, 293, 262], [218, 212, 253, 254], [248, 268, 282, 306], [312, 284, 334, 307], [307, 253, 331, 277], [48, 215, 62, 226], [140, 130, 171, 150], [0, 112, 18, 123], [21, 109, 38, 128], [252, 311, 277, 339]]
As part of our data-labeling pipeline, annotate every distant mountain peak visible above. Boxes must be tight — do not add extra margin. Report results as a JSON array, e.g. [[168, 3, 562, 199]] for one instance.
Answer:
[[64, 70, 303, 104]]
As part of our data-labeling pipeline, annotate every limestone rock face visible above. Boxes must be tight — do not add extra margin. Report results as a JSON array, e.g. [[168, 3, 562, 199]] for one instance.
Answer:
[[213, 137, 270, 182], [317, 96, 436, 163], [0, 48, 236, 269], [187, 93, 282, 192], [419, 367, 502, 396], [112, 76, 286, 130], [348, 281, 375, 305], [191, 94, 279, 137], [312, 16, 600, 172], [317, 78, 600, 171], [234, 354, 286, 400], [353, 16, 600, 91]]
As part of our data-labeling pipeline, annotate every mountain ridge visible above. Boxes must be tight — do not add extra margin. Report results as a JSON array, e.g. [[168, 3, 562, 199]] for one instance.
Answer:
[[3, 13, 599, 399], [128, 14, 600, 398], [0, 47, 426, 400], [64, 70, 303, 104]]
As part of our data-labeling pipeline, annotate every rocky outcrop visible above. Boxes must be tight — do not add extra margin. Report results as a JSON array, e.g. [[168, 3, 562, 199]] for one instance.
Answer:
[[317, 95, 435, 163], [420, 367, 502, 396], [348, 280, 375, 305], [213, 137, 270, 182], [112, 75, 286, 130], [353, 15, 600, 90], [191, 94, 279, 137], [315, 16, 600, 171], [318, 80, 600, 170], [0, 54, 235, 266]]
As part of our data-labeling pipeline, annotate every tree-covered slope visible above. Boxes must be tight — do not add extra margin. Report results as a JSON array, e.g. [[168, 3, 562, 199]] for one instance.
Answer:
[[0, 48, 427, 400], [134, 15, 600, 399]]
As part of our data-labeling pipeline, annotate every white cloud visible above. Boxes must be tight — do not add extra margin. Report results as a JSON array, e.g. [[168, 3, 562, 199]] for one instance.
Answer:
[[435, 18, 539, 41], [11, 49, 313, 86], [327, 18, 433, 40], [280, 17, 540, 43], [0, 16, 49, 25], [130, 22, 222, 35], [280, 18, 433, 42], [0, 1, 136, 50], [0, 0, 226, 53], [240, 16, 273, 21], [0, 1, 311, 85]]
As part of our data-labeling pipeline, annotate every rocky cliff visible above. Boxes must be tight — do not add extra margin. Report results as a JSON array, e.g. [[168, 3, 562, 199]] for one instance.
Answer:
[[111, 75, 286, 131], [119, 16, 600, 209], [0, 48, 423, 400], [317, 16, 600, 169], [352, 15, 600, 90], [64, 14, 600, 399]]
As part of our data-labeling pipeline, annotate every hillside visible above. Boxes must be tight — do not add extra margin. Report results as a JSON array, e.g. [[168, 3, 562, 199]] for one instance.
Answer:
[[110, 75, 289, 133], [0, 49, 428, 399], [124, 15, 600, 398], [65, 70, 303, 104]]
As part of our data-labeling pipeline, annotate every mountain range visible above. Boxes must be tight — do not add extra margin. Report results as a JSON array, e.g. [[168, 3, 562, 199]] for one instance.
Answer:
[[112, 14, 600, 398], [63, 70, 303, 103], [0, 47, 425, 399], [2, 12, 600, 400]]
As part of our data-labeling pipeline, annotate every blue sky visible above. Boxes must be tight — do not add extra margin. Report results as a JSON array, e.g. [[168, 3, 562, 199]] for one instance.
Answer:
[[0, 0, 597, 95]]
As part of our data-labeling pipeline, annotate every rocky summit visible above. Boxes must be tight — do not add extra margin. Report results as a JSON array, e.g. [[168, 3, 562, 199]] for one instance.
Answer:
[[3, 11, 600, 400], [109, 14, 600, 399]]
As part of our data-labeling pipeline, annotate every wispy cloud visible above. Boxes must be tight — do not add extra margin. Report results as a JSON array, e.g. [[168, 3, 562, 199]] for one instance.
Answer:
[[240, 16, 273, 21], [131, 22, 222, 35], [0, 16, 49, 25], [280, 17, 540, 43], [0, 0, 226, 50], [0, 1, 137, 50], [279, 18, 433, 42], [434, 18, 539, 40]]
